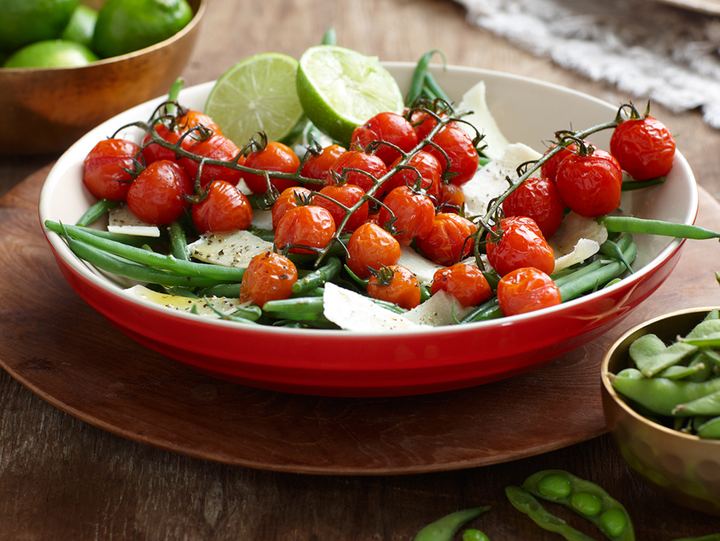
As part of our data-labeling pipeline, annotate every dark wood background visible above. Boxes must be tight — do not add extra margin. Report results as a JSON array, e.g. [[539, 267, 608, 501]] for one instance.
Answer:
[[3, 0, 720, 538]]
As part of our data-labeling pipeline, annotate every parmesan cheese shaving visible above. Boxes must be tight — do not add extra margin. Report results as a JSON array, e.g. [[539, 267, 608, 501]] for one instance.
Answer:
[[457, 80, 510, 161], [323, 283, 419, 332], [188, 230, 273, 268]]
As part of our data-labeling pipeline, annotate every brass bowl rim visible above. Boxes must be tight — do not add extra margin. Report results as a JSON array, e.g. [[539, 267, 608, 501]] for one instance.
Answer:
[[601, 305, 720, 445], [0, 0, 206, 74]]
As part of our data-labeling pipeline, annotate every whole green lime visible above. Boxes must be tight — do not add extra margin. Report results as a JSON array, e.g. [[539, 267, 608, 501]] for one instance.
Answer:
[[60, 4, 98, 49], [4, 39, 99, 68], [92, 0, 193, 59], [0, 0, 80, 52]]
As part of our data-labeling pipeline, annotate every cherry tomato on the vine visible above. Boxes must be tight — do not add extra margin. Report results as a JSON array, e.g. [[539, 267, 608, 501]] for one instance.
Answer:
[[351, 112, 418, 166], [191, 180, 253, 234], [610, 115, 675, 180], [238, 251, 298, 308], [497, 267, 561, 316], [126, 160, 193, 225], [367, 265, 421, 310], [424, 124, 479, 186], [271, 186, 313, 229], [141, 110, 222, 166], [180, 134, 244, 187], [502, 176, 565, 239], [486, 215, 555, 277], [384, 150, 442, 199], [555, 147, 622, 218], [326, 150, 388, 196], [82, 138, 140, 200], [435, 181, 465, 214], [243, 141, 300, 195], [377, 186, 435, 245], [346, 222, 402, 279], [408, 109, 448, 141], [274, 205, 336, 255], [416, 213, 478, 266], [300, 143, 346, 187], [431, 263, 492, 308], [313, 183, 368, 233], [540, 141, 580, 184]]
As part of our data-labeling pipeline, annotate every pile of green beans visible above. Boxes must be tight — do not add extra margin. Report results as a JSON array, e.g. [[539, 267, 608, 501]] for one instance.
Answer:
[[609, 309, 720, 438]]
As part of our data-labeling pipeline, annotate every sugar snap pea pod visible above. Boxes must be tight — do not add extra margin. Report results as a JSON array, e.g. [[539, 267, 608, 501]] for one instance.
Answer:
[[45, 219, 157, 247], [291, 256, 341, 294], [697, 417, 720, 439], [505, 486, 596, 541], [54, 222, 246, 282], [629, 333, 697, 377], [76, 198, 120, 227], [672, 390, 720, 417], [62, 234, 226, 288], [521, 470, 634, 541], [413, 506, 491, 541], [658, 362, 707, 380], [610, 374, 720, 416], [598, 216, 720, 240], [462, 529, 490, 541]]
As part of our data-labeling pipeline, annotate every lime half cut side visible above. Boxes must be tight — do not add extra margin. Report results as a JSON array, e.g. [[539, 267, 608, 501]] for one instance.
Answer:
[[205, 52, 304, 147], [296, 45, 404, 146]]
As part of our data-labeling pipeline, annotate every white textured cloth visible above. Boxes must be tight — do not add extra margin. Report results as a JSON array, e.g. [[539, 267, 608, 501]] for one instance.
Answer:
[[457, 0, 720, 128]]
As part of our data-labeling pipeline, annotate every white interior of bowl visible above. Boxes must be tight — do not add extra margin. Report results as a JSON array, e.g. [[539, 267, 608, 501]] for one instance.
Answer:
[[39, 63, 698, 335]]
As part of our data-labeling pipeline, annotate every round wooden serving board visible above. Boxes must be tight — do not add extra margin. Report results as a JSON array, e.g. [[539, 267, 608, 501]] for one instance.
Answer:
[[2, 165, 720, 475]]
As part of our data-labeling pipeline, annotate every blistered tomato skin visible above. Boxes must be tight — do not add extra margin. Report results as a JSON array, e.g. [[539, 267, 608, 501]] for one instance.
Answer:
[[126, 160, 193, 225], [377, 186, 435, 245], [502, 177, 565, 240], [486, 216, 555, 277], [180, 134, 244, 187], [367, 265, 421, 310], [540, 141, 579, 184], [243, 141, 301, 194], [384, 150, 442, 199], [431, 263, 492, 307], [271, 186, 313, 229], [326, 150, 388, 196], [274, 205, 336, 255], [301, 144, 346, 186], [314, 183, 369, 233], [610, 116, 676, 181], [346, 222, 402, 279], [416, 213, 478, 267], [497, 267, 561, 316], [351, 112, 418, 166], [238, 251, 298, 308], [424, 125, 479, 186], [191, 180, 253, 234], [555, 148, 622, 218]]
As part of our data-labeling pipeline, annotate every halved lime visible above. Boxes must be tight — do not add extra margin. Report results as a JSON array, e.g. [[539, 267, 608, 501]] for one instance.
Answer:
[[205, 53, 304, 148], [296, 45, 404, 146]]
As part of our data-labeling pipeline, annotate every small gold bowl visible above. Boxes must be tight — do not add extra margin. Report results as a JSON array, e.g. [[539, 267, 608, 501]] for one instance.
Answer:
[[601, 307, 720, 516], [0, 0, 205, 155]]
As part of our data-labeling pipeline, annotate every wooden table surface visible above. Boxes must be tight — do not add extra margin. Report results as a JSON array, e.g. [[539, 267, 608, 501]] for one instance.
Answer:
[[3, 0, 720, 538]]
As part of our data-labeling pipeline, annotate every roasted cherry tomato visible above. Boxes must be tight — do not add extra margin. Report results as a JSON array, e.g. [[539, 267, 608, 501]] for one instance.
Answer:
[[555, 146, 622, 218], [271, 186, 313, 229], [126, 160, 193, 225], [351, 111, 418, 166], [274, 205, 336, 255], [191, 179, 253, 234], [497, 267, 561, 316], [377, 186, 435, 245], [346, 222, 402, 279], [502, 176, 565, 239], [540, 141, 580, 184], [300, 143, 346, 187], [180, 134, 244, 187], [384, 150, 442, 199], [486, 216, 555, 277], [409, 109, 449, 141], [431, 263, 492, 308], [314, 183, 368, 233], [238, 251, 298, 308], [243, 141, 300, 194], [610, 115, 675, 180], [326, 150, 388, 196], [424, 124, 479, 186], [435, 181, 465, 214], [416, 213, 478, 266], [367, 265, 421, 310], [82, 138, 140, 200], [141, 110, 222, 165]]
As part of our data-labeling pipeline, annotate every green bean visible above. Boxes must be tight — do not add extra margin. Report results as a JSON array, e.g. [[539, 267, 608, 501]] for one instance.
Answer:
[[424, 71, 452, 104], [262, 296, 324, 314], [76, 199, 120, 227], [46, 219, 158, 247], [460, 297, 501, 324], [598, 216, 720, 240], [168, 221, 190, 261], [413, 506, 491, 541], [196, 283, 242, 298], [62, 234, 225, 287], [321, 27, 336, 46], [599, 239, 633, 274], [521, 470, 634, 541], [292, 256, 341, 294], [407, 49, 446, 107], [51, 221, 246, 283], [505, 486, 596, 541], [621, 176, 666, 191]]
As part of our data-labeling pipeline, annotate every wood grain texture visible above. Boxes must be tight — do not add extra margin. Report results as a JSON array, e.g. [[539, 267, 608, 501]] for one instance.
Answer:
[[3, 0, 720, 538]]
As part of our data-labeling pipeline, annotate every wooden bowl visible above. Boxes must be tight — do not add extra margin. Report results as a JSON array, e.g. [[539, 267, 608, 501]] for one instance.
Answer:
[[601, 307, 720, 516], [0, 0, 205, 155]]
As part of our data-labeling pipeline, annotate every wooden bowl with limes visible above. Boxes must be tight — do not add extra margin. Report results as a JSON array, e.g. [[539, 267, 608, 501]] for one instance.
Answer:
[[0, 0, 205, 155]]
